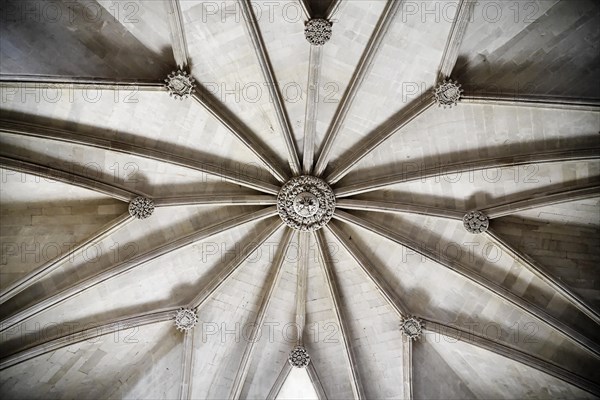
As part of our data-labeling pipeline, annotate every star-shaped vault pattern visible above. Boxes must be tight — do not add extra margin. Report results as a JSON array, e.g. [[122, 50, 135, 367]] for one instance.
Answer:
[[0, 0, 599, 399]]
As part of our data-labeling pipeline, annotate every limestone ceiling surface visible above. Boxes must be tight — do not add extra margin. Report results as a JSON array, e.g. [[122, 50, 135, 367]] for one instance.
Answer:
[[0, 0, 599, 399]]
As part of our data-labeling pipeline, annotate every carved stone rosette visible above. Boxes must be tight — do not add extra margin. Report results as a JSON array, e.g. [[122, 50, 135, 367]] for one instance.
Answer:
[[400, 316, 423, 341], [128, 196, 154, 219], [434, 79, 463, 108], [288, 345, 310, 368], [305, 18, 332, 46], [463, 210, 489, 234], [277, 176, 335, 231], [165, 69, 195, 99], [174, 308, 198, 332]]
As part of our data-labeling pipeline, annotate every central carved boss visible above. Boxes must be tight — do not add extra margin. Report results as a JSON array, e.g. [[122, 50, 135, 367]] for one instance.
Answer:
[[277, 176, 335, 231]]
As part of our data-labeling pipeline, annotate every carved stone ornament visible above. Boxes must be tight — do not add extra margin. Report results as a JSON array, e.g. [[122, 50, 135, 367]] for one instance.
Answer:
[[463, 210, 489, 234], [277, 176, 335, 231], [128, 196, 154, 219], [165, 69, 195, 99], [288, 345, 310, 368], [174, 308, 198, 332], [400, 316, 423, 340], [305, 18, 332, 46], [434, 79, 463, 108]]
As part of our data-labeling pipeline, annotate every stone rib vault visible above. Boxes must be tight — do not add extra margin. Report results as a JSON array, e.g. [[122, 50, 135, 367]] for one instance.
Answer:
[[0, 0, 599, 399]]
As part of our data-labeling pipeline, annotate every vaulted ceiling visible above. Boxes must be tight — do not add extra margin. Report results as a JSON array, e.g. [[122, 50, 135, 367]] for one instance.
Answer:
[[0, 0, 599, 399]]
